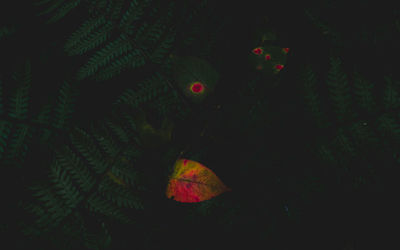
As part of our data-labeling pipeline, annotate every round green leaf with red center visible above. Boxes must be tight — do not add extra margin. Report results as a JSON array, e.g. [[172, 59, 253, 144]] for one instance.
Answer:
[[172, 56, 219, 103]]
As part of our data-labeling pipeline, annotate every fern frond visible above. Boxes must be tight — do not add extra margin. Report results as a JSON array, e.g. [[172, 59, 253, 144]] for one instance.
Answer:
[[150, 30, 175, 64], [86, 192, 132, 223], [377, 113, 400, 142], [54, 81, 77, 129], [8, 83, 30, 120], [120, 114, 142, 146], [0, 121, 11, 155], [332, 129, 356, 157], [349, 120, 379, 148], [66, 20, 114, 56], [92, 124, 120, 158], [0, 79, 3, 115], [114, 72, 168, 107], [106, 121, 130, 144], [77, 34, 133, 80], [109, 160, 140, 187], [55, 146, 96, 193], [304, 8, 342, 45], [98, 177, 143, 209], [83, 221, 112, 250], [383, 76, 400, 110], [30, 184, 72, 229], [326, 56, 352, 122], [0, 26, 16, 40], [93, 48, 145, 81], [302, 64, 327, 128], [136, 19, 165, 46], [33, 104, 53, 143], [9, 61, 31, 119], [46, 0, 82, 23], [64, 16, 108, 53], [317, 144, 337, 166], [353, 71, 376, 114], [70, 127, 108, 174], [7, 123, 32, 161], [49, 158, 84, 208], [119, 0, 151, 31], [36, 0, 66, 16], [107, 0, 124, 21]]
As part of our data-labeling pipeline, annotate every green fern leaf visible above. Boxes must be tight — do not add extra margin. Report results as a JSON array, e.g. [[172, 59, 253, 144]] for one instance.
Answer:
[[67, 20, 114, 56], [349, 120, 378, 148], [302, 64, 327, 128], [110, 161, 140, 187], [77, 34, 133, 80], [120, 114, 142, 146], [353, 71, 376, 114], [0, 121, 11, 155], [86, 192, 131, 223], [383, 76, 400, 110], [304, 8, 342, 45], [106, 121, 129, 144], [107, 0, 124, 21], [317, 144, 337, 166], [70, 127, 108, 174], [0, 26, 16, 40], [9, 61, 31, 119], [119, 0, 151, 31], [34, 104, 52, 124], [84, 221, 112, 250], [36, 0, 66, 16], [33, 104, 53, 143], [0, 79, 3, 115], [64, 16, 108, 53], [99, 178, 143, 209], [114, 72, 168, 107], [7, 123, 32, 161], [54, 81, 77, 129], [377, 113, 400, 142], [30, 184, 71, 228], [150, 31, 175, 64], [46, 0, 82, 23], [55, 147, 96, 193], [93, 48, 145, 81], [333, 129, 356, 157], [8, 84, 30, 120], [326, 56, 352, 122], [50, 158, 84, 208], [92, 125, 120, 158]]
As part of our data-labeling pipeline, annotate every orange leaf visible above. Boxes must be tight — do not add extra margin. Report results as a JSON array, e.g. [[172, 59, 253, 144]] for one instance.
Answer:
[[166, 159, 231, 203]]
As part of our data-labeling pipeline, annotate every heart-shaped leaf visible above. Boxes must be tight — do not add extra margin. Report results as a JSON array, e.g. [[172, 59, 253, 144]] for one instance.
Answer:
[[166, 159, 231, 203]]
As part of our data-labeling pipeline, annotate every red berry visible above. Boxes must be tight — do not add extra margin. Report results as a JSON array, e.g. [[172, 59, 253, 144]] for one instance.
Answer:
[[252, 47, 263, 55]]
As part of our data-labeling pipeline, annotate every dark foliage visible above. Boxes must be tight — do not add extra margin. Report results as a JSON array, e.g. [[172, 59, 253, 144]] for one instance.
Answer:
[[1, 0, 397, 249]]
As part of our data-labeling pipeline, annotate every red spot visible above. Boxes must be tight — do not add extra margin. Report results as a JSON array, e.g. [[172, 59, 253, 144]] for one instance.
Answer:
[[252, 47, 263, 55], [265, 54, 271, 60], [282, 48, 290, 54], [190, 82, 204, 94], [183, 159, 188, 166], [275, 64, 284, 70]]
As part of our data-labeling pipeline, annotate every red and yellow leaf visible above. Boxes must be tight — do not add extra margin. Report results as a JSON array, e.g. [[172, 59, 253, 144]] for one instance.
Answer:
[[166, 159, 231, 203]]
